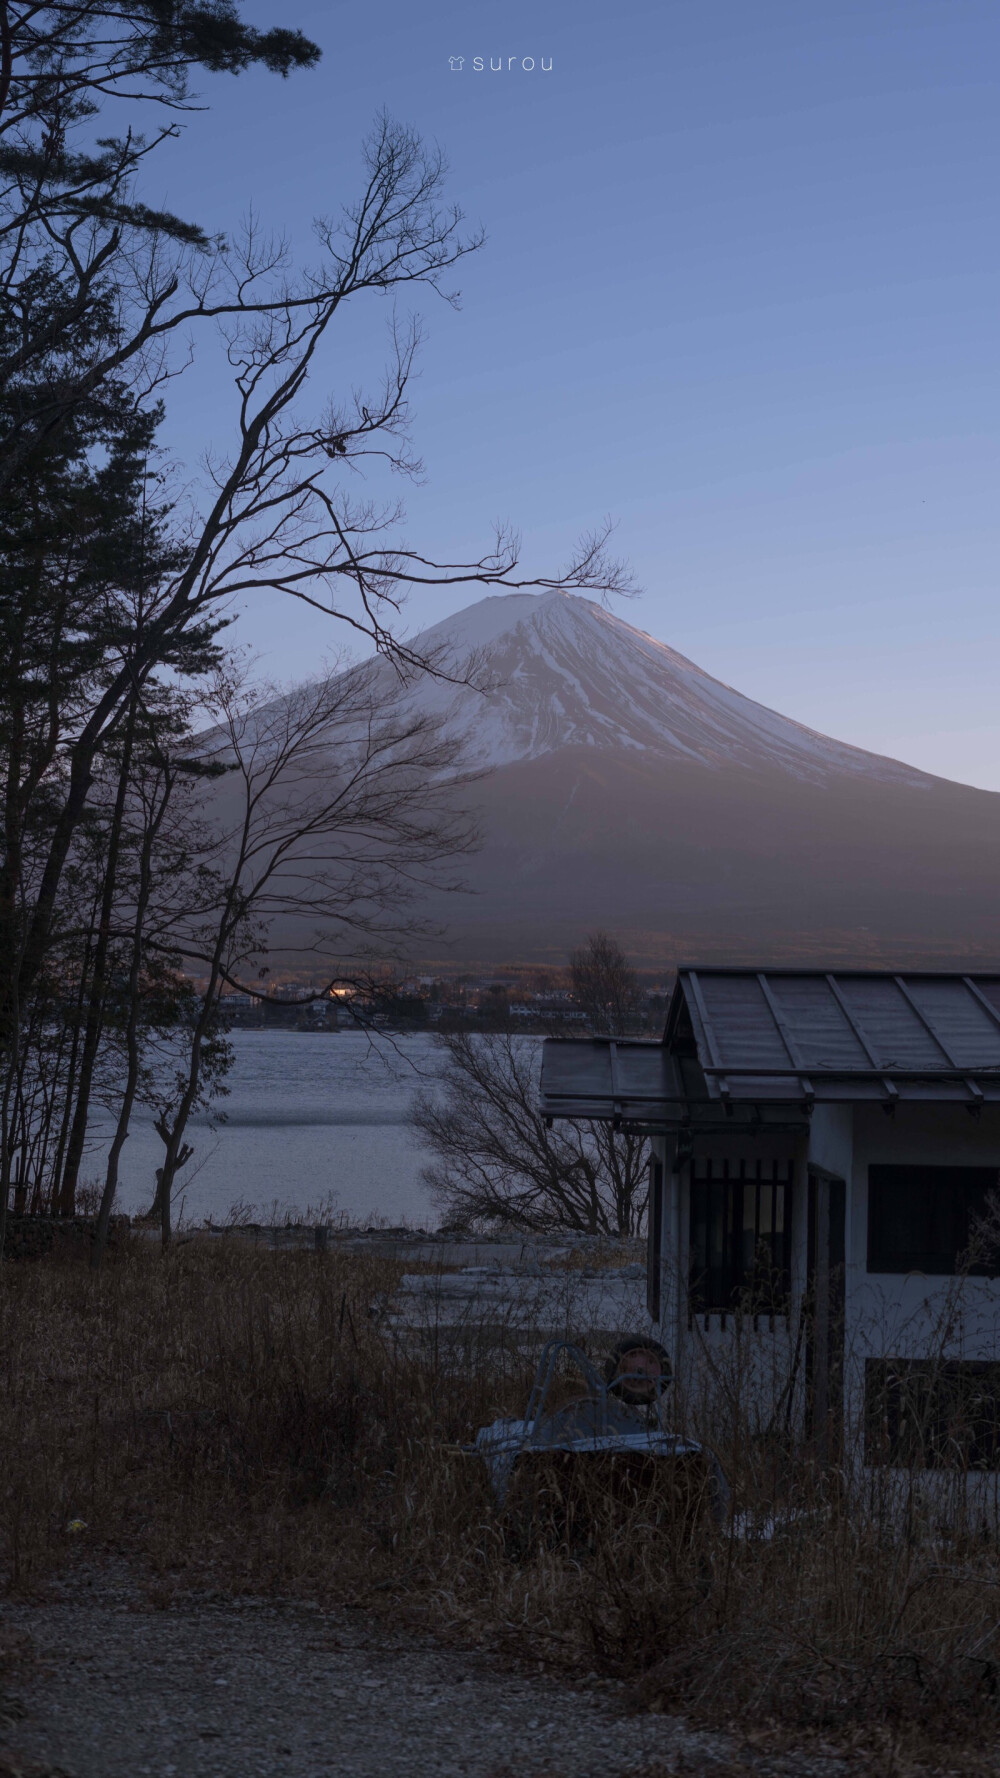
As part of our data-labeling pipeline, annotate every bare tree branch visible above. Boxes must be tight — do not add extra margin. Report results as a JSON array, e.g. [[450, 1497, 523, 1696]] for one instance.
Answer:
[[414, 1033, 648, 1237]]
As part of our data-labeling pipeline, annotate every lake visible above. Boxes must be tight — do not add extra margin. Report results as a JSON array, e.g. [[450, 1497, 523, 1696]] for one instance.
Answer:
[[88, 1031, 457, 1228]]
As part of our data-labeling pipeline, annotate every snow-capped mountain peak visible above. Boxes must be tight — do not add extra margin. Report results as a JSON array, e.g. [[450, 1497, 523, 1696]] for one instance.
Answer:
[[391, 591, 929, 787]]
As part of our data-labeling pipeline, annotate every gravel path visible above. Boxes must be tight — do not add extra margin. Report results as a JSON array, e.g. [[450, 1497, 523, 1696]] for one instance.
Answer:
[[0, 1568, 738, 1778]]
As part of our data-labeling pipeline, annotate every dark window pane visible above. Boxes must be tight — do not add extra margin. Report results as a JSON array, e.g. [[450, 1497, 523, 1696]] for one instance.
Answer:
[[867, 1166, 999, 1275]]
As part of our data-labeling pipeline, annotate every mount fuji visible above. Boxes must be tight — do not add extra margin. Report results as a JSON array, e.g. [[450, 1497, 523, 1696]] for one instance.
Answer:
[[291, 592, 1000, 969], [381, 590, 930, 787]]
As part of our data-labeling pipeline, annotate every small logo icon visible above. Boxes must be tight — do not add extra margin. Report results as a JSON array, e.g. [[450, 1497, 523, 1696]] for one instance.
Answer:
[[448, 55, 464, 71]]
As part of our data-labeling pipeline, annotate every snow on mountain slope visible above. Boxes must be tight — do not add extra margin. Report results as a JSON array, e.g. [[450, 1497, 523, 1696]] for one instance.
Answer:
[[385, 591, 932, 787], [248, 589, 1000, 968]]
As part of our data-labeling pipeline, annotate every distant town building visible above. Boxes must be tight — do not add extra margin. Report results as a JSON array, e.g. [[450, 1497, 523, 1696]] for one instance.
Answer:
[[510, 1000, 587, 1023]]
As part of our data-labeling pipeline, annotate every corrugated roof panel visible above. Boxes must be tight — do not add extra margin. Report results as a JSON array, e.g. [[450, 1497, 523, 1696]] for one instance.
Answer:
[[612, 1046, 676, 1099], [834, 976, 949, 1069], [695, 973, 790, 1069], [766, 975, 871, 1069], [903, 977, 1000, 1069], [538, 1040, 679, 1110], [972, 980, 1000, 1024], [731, 1073, 803, 1097], [541, 1043, 613, 1101], [539, 1037, 813, 1127]]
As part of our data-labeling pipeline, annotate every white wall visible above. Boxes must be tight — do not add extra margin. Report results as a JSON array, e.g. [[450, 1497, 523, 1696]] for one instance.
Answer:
[[847, 1104, 1000, 1364], [652, 1104, 1000, 1505], [839, 1105, 1000, 1517], [654, 1105, 1000, 1448]]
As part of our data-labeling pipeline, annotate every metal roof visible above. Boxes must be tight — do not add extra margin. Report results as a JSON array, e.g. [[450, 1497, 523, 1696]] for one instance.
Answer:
[[539, 1035, 807, 1131], [539, 970, 1000, 1127], [675, 969, 1000, 1107], [540, 1038, 685, 1125]]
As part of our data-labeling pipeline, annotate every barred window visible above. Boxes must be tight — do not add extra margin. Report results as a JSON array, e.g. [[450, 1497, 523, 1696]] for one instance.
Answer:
[[689, 1158, 792, 1316]]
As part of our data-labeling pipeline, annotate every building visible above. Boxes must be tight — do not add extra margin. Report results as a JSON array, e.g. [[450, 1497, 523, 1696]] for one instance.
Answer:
[[540, 969, 1000, 1477], [509, 999, 588, 1024]]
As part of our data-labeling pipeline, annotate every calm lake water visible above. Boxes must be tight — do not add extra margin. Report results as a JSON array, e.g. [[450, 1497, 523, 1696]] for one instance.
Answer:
[[88, 1031, 454, 1228]]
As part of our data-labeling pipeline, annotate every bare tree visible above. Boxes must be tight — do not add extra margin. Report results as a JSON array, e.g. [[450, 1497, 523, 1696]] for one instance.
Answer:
[[91, 712, 207, 1265], [0, 108, 637, 1241], [1, 118, 634, 1118], [414, 1033, 648, 1237], [143, 655, 476, 1244], [0, 1, 321, 490], [569, 930, 645, 1035]]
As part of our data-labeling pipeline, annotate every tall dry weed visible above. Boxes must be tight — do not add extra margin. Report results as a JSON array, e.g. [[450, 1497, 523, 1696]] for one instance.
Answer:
[[3, 1238, 1000, 1761]]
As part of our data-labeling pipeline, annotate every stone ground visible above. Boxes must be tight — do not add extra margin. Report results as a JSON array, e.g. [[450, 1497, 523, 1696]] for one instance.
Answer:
[[0, 1566, 849, 1778]]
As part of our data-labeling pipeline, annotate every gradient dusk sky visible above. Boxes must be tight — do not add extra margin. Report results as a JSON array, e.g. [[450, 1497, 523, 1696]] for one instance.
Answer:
[[151, 1, 999, 786]]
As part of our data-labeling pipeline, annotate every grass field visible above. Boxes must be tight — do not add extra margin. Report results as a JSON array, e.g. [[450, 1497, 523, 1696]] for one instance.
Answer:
[[3, 1235, 1000, 1773]]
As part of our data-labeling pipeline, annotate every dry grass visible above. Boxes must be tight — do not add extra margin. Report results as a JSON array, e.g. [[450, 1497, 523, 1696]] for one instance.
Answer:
[[3, 1239, 1000, 1772], [545, 1241, 646, 1272]]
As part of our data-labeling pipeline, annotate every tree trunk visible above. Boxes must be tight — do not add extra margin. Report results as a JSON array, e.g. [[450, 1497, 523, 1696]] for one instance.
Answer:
[[56, 699, 136, 1216]]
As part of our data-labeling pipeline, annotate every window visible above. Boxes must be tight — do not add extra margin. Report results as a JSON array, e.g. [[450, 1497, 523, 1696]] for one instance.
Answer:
[[689, 1159, 792, 1315], [867, 1166, 1000, 1275], [865, 1358, 1000, 1469]]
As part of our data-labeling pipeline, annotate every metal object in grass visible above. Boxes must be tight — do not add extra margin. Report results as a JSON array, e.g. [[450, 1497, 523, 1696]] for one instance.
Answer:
[[472, 1339, 725, 1523]]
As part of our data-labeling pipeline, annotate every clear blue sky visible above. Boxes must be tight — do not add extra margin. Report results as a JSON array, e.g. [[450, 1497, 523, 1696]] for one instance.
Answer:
[[153, 0, 999, 787]]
